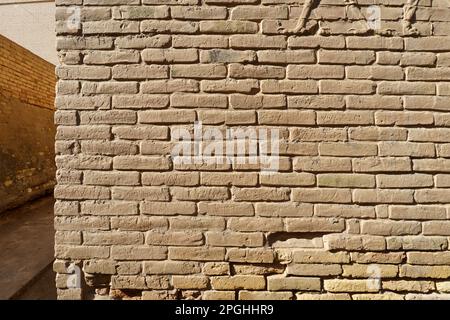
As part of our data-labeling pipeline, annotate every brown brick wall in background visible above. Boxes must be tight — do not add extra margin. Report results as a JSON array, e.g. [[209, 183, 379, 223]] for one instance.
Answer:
[[0, 35, 56, 212]]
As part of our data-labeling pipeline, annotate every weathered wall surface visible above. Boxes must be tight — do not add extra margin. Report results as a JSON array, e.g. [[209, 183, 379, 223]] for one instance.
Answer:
[[0, 35, 56, 213], [54, 0, 450, 300]]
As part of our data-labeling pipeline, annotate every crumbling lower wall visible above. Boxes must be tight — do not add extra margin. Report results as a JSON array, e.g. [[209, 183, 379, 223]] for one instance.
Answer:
[[0, 93, 56, 212]]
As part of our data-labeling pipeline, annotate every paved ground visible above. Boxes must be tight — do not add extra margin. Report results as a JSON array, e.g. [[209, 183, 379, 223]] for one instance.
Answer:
[[0, 195, 56, 300]]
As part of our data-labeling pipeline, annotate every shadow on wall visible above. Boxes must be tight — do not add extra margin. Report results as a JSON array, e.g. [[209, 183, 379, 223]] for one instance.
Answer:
[[0, 34, 56, 213]]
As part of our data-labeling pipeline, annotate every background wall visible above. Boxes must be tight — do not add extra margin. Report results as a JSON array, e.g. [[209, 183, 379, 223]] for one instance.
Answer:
[[54, 1, 450, 300], [0, 34, 56, 213]]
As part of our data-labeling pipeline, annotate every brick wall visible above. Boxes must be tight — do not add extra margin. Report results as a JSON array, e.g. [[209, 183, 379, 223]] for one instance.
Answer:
[[0, 34, 55, 110], [54, 0, 450, 300], [0, 35, 56, 212]]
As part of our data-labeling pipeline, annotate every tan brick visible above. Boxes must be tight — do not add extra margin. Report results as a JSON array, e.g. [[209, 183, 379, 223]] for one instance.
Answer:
[[346, 95, 403, 110], [201, 172, 257, 187], [84, 171, 139, 186], [361, 220, 421, 236], [111, 187, 169, 201], [229, 64, 285, 79], [318, 174, 375, 188], [229, 217, 283, 232], [200, 49, 256, 63], [354, 189, 414, 204], [230, 35, 286, 49], [81, 200, 138, 216], [288, 36, 345, 49], [255, 202, 313, 217], [349, 127, 407, 141], [353, 157, 411, 173], [342, 264, 398, 278], [387, 236, 447, 251], [171, 187, 229, 201], [383, 281, 435, 293], [172, 35, 228, 48], [141, 79, 199, 93], [142, 48, 198, 63], [324, 234, 386, 251], [347, 36, 403, 50], [198, 202, 254, 217], [169, 247, 225, 261], [211, 275, 265, 290], [319, 143, 377, 157], [294, 156, 351, 172], [112, 126, 168, 140], [293, 250, 350, 264], [262, 80, 318, 94], [231, 5, 287, 20], [268, 276, 320, 291], [112, 6, 168, 19], [318, 111, 374, 125], [288, 65, 344, 79], [206, 232, 264, 247], [226, 248, 274, 263], [407, 252, 450, 265], [400, 265, 450, 279], [200, 20, 258, 34], [258, 110, 315, 126], [230, 94, 286, 109], [171, 6, 227, 20], [319, 50, 375, 65], [292, 188, 352, 203], [56, 66, 111, 80], [350, 252, 405, 264], [286, 218, 345, 233], [378, 81, 435, 95], [171, 64, 227, 79], [83, 231, 143, 245], [111, 216, 168, 231], [258, 50, 315, 64], [232, 263, 282, 275], [436, 282, 450, 293], [170, 216, 225, 231], [114, 34, 170, 49], [145, 231, 203, 246], [172, 276, 209, 290], [415, 189, 450, 204], [288, 95, 345, 110], [54, 186, 110, 200], [203, 291, 235, 300], [201, 80, 259, 94], [423, 221, 450, 235], [324, 279, 378, 293], [112, 65, 168, 80], [141, 201, 196, 216], [400, 52, 436, 66], [138, 110, 196, 124], [111, 246, 167, 260], [287, 264, 342, 277], [232, 187, 290, 202], [203, 262, 230, 276], [389, 205, 446, 220], [315, 204, 375, 218], [141, 20, 199, 34], [347, 66, 404, 80]]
